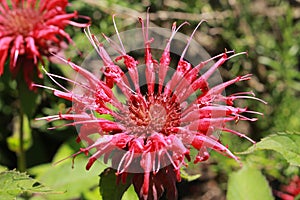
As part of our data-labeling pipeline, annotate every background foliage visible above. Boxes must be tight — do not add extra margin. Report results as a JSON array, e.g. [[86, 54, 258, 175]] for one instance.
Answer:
[[0, 0, 299, 199]]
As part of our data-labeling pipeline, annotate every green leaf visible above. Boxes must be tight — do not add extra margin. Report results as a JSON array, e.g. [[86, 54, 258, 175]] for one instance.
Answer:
[[227, 166, 274, 200], [0, 165, 7, 172], [99, 168, 133, 200], [83, 187, 103, 200], [240, 132, 300, 166], [32, 158, 105, 200], [0, 170, 53, 199], [122, 185, 138, 200], [30, 141, 107, 200], [51, 139, 81, 163]]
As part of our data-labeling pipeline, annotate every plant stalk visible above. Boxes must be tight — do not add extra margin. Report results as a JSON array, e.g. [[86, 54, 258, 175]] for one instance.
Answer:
[[17, 110, 26, 172]]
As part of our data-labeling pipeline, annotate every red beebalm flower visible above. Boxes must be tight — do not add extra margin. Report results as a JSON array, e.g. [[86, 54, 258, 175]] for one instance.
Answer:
[[275, 176, 300, 200], [35, 14, 266, 200], [0, 0, 90, 89]]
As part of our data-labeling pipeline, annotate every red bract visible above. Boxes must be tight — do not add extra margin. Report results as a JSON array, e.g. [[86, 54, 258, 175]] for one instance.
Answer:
[[0, 0, 90, 89], [35, 14, 266, 200]]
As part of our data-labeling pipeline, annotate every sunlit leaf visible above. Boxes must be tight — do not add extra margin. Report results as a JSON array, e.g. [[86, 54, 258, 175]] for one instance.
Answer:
[[0, 165, 7, 172], [122, 185, 138, 200], [240, 132, 300, 166], [30, 142, 107, 200], [227, 165, 274, 200]]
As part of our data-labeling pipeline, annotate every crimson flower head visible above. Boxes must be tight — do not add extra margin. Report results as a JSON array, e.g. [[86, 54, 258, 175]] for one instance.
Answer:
[[275, 176, 300, 200], [0, 0, 90, 89], [36, 14, 265, 200]]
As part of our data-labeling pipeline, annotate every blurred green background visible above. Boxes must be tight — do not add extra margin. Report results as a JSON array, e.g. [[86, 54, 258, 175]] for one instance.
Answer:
[[0, 0, 299, 199]]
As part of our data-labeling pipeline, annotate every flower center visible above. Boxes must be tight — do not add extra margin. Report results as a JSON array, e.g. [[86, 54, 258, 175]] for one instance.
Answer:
[[5, 8, 43, 36], [121, 93, 181, 136]]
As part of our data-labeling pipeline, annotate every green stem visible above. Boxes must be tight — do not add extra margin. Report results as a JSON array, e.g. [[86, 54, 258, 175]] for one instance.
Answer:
[[17, 110, 26, 172]]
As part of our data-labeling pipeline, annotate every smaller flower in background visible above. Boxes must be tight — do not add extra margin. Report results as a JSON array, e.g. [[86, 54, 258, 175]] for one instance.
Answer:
[[275, 176, 300, 200], [0, 0, 90, 89], [35, 13, 266, 200]]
